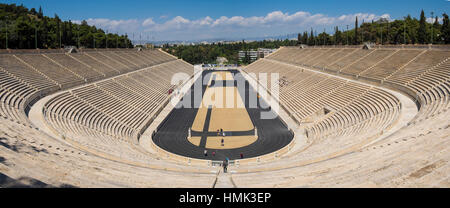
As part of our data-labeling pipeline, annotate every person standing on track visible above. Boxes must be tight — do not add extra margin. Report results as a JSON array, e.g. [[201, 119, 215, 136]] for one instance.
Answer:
[[223, 159, 228, 173], [221, 128, 225, 137]]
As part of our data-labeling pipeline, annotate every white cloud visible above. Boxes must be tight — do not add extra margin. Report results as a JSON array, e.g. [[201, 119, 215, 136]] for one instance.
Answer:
[[427, 17, 443, 23], [79, 10, 391, 41], [77, 18, 140, 34], [142, 18, 155, 26], [144, 11, 390, 32]]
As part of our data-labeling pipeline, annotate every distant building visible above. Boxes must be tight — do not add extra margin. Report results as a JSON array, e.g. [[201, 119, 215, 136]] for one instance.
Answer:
[[258, 48, 277, 58], [239, 48, 277, 63], [238, 50, 258, 63], [216, 57, 228, 64]]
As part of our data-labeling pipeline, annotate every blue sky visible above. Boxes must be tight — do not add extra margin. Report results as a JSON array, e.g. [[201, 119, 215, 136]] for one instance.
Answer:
[[2, 0, 449, 41]]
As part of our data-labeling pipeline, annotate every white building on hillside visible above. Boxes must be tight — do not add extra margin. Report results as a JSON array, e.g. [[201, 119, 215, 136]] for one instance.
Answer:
[[239, 48, 277, 63]]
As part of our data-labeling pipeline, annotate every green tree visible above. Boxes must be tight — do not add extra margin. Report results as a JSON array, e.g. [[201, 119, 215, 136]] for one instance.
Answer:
[[302, 31, 308, 44], [308, 28, 314, 45], [432, 16, 441, 43], [0, 3, 133, 49], [335, 26, 342, 45], [443, 13, 450, 44], [38, 6, 43, 18], [354, 17, 359, 44], [418, 10, 427, 44]]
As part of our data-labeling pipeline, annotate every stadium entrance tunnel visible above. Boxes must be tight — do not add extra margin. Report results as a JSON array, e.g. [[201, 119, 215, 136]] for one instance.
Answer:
[[152, 69, 294, 161]]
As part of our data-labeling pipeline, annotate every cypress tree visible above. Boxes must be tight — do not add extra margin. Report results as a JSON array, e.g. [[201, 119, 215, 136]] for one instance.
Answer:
[[38, 6, 43, 18], [418, 10, 427, 44], [355, 17, 359, 44], [433, 16, 440, 43], [302, 31, 308, 44], [68, 20, 73, 45], [309, 28, 314, 45], [443, 13, 450, 44], [335, 26, 342, 45]]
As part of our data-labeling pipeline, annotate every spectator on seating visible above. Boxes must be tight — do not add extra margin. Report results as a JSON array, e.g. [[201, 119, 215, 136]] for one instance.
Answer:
[[221, 138, 225, 146], [240, 153, 244, 159], [204, 150, 208, 157], [212, 151, 216, 157]]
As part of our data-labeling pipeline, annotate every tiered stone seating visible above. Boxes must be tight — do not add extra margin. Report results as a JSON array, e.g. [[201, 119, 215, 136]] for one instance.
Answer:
[[0, 70, 36, 123], [43, 59, 194, 165], [144, 49, 177, 63], [0, 49, 182, 126], [403, 59, 450, 122], [256, 46, 450, 132], [340, 49, 397, 75], [68, 53, 121, 76], [0, 117, 216, 187], [0, 54, 62, 118], [269, 47, 450, 86], [45, 53, 105, 82], [234, 46, 449, 187], [0, 49, 225, 187], [386, 50, 450, 85], [360, 50, 424, 79], [245, 58, 400, 146], [1, 45, 448, 188], [14, 54, 85, 88], [308, 87, 400, 140], [86, 52, 134, 73], [301, 48, 333, 66], [314, 48, 357, 69], [231, 110, 449, 188], [0, 54, 57, 91], [326, 49, 374, 72], [245, 59, 311, 93]]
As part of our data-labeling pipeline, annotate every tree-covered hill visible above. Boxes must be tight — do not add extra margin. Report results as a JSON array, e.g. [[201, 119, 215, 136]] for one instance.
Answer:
[[299, 11, 450, 46], [163, 39, 298, 65], [0, 3, 133, 49]]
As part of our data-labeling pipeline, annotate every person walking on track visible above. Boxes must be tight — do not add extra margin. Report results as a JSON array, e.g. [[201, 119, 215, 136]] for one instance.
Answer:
[[223, 159, 228, 173]]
